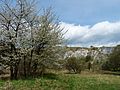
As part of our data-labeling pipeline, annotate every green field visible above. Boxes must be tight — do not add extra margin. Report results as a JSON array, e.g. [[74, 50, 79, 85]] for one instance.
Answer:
[[0, 72, 120, 90]]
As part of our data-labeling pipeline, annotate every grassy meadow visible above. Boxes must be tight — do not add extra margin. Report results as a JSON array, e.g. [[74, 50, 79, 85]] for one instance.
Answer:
[[0, 71, 120, 90]]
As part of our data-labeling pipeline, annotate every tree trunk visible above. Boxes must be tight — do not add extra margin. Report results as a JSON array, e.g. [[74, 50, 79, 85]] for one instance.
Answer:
[[32, 62, 38, 76], [23, 55, 26, 78], [28, 49, 33, 75], [13, 58, 20, 79], [10, 66, 14, 80], [88, 62, 91, 71], [14, 65, 18, 80]]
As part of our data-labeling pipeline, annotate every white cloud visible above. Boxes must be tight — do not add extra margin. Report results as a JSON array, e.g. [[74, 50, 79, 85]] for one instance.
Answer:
[[60, 21, 120, 47]]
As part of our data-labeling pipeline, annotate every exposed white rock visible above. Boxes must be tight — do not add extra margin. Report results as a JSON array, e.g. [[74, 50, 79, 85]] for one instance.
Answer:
[[65, 46, 114, 61]]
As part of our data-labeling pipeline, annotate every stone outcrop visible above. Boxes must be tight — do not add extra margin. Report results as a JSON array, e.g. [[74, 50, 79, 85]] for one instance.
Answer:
[[64, 46, 114, 61]]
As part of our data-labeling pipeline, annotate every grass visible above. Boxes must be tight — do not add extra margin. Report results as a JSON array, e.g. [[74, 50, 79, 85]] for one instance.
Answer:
[[0, 72, 120, 90]]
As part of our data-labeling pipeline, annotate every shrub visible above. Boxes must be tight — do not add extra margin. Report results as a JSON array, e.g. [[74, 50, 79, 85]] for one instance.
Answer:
[[65, 57, 85, 74], [102, 45, 120, 72]]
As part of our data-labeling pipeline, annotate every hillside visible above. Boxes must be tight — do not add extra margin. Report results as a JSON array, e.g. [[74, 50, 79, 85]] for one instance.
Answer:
[[65, 46, 113, 59]]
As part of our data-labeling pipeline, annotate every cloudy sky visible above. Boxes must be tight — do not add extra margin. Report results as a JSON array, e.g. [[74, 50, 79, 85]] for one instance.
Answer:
[[5, 0, 120, 47]]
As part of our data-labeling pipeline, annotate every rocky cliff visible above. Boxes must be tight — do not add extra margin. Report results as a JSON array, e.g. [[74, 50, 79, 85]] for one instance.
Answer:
[[64, 46, 114, 61]]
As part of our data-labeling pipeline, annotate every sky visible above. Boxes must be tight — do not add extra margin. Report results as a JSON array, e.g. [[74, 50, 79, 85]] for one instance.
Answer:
[[1, 0, 120, 47], [39, 0, 120, 25], [37, 0, 120, 47]]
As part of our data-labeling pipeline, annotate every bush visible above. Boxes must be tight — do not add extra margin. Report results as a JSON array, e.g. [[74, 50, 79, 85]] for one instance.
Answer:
[[102, 45, 120, 72], [65, 57, 85, 74]]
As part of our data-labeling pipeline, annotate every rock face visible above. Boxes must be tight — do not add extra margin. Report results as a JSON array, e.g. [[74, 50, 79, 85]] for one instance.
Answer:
[[99, 47, 113, 54], [64, 46, 114, 61]]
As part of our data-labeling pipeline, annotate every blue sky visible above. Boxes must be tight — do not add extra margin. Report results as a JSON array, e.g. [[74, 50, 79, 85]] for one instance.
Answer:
[[38, 0, 120, 25], [38, 0, 120, 47], [1, 0, 120, 47]]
